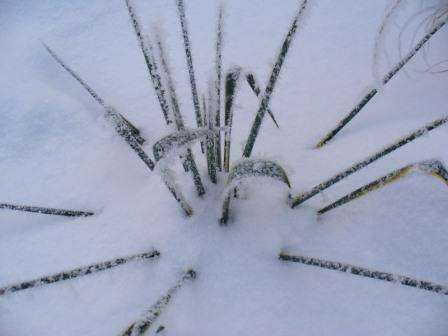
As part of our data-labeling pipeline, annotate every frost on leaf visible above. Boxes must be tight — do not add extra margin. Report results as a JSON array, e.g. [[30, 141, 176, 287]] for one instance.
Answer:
[[152, 128, 213, 163], [220, 159, 291, 224], [122, 270, 196, 336], [318, 159, 448, 215]]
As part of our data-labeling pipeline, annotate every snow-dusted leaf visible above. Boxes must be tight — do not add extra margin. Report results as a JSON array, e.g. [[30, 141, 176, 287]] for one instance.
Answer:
[[0, 250, 160, 296], [155, 31, 205, 196], [280, 253, 448, 296], [152, 129, 213, 163], [125, 0, 172, 125], [245, 72, 279, 128], [122, 270, 196, 336], [206, 80, 218, 183], [0, 203, 94, 217], [223, 66, 242, 172], [243, 0, 309, 158], [43, 42, 154, 170], [220, 159, 291, 224], [315, 16, 448, 148], [214, 4, 224, 171], [291, 116, 448, 208], [176, 0, 202, 129], [160, 168, 194, 217], [318, 159, 448, 214]]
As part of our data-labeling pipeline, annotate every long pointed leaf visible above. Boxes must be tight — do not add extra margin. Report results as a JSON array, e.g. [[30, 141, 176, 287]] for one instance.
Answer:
[[223, 67, 242, 172], [242, 0, 309, 158], [318, 160, 448, 214], [121, 270, 196, 336], [215, 4, 224, 171], [315, 17, 448, 148], [156, 32, 205, 196], [43, 42, 144, 144], [206, 81, 218, 183], [176, 0, 202, 129], [43, 43, 154, 170], [291, 115, 448, 208], [246, 72, 279, 128], [0, 250, 160, 296], [125, 0, 172, 124], [0, 203, 94, 217], [279, 252, 448, 296]]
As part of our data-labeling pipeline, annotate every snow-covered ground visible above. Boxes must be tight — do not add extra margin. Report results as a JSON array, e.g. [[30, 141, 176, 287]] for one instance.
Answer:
[[1, 1, 448, 335]]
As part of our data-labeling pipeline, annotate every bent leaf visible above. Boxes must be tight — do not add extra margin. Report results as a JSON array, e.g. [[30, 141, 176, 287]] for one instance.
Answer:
[[220, 159, 291, 224], [153, 129, 213, 163]]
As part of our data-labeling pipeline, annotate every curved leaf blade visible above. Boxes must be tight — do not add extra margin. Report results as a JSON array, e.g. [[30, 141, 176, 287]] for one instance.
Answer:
[[152, 129, 213, 163], [220, 159, 291, 224]]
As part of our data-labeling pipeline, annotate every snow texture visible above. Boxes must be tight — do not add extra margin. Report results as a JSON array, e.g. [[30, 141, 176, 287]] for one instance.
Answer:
[[1, 0, 448, 335]]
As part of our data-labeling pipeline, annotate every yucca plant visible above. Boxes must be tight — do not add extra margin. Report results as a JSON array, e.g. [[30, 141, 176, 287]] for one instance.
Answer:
[[2, 1, 448, 334]]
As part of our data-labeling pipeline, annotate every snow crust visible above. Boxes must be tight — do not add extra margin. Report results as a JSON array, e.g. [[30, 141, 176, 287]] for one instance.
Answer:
[[1, 0, 448, 335]]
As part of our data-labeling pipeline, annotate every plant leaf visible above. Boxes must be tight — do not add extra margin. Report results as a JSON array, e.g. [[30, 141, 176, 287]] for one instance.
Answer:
[[246, 72, 280, 128], [214, 4, 224, 171], [220, 159, 291, 224], [206, 81, 218, 183], [122, 270, 196, 336], [318, 159, 448, 214], [315, 16, 448, 148], [0, 203, 94, 217], [223, 66, 242, 172], [291, 115, 448, 208], [279, 252, 448, 296], [176, 0, 202, 129], [155, 30, 205, 196], [125, 0, 172, 124], [242, 0, 309, 158], [152, 128, 213, 163], [0, 250, 160, 296]]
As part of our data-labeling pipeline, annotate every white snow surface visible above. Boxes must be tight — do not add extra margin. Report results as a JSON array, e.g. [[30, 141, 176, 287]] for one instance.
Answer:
[[1, 0, 448, 335]]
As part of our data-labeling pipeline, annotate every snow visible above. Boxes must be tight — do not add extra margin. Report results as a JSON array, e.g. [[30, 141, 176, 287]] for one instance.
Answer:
[[1, 0, 448, 335]]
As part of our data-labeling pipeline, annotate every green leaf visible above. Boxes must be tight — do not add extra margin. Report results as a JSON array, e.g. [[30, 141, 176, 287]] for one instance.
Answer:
[[220, 159, 291, 224]]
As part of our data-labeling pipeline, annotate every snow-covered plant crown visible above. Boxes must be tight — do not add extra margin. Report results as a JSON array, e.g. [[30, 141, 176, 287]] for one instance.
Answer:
[[1, 1, 448, 334]]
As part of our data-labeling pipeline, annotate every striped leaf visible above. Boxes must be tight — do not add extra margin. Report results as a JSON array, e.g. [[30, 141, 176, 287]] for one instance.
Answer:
[[318, 160, 448, 214], [291, 115, 448, 208]]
